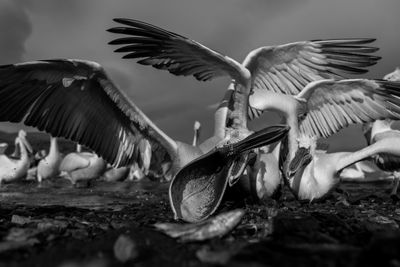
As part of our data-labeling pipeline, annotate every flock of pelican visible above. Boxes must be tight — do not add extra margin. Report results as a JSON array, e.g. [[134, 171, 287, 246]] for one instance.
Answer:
[[1, 18, 400, 222]]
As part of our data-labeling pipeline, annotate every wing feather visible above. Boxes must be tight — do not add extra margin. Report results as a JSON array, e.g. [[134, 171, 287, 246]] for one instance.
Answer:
[[245, 39, 381, 119], [297, 79, 400, 138], [108, 18, 249, 83]]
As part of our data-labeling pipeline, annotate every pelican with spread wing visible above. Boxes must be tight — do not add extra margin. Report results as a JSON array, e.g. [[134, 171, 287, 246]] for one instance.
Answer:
[[0, 59, 240, 180], [107, 18, 384, 199]]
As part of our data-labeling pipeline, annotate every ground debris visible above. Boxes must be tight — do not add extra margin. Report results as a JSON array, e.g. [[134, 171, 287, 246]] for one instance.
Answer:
[[0, 180, 399, 266], [113, 234, 139, 263], [154, 209, 245, 242]]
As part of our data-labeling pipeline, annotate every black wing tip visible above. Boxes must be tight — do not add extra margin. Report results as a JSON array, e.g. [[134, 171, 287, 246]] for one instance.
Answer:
[[312, 38, 377, 44], [113, 18, 130, 23], [108, 38, 123, 45], [327, 63, 370, 74], [377, 79, 400, 88]]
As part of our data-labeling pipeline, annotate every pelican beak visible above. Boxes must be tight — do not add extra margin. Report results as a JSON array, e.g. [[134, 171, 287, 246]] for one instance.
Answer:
[[20, 136, 33, 154], [287, 147, 312, 179]]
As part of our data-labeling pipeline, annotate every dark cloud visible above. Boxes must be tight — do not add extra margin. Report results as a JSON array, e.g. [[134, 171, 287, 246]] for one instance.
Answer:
[[0, 0, 32, 64]]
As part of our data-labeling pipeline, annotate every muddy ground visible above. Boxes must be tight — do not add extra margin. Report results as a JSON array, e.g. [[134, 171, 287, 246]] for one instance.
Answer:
[[0, 177, 399, 267]]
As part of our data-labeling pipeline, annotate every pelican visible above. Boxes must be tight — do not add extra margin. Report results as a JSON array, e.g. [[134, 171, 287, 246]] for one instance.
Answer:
[[0, 60, 201, 181], [59, 144, 107, 185], [283, 131, 400, 201], [36, 136, 63, 182], [192, 121, 201, 146], [0, 130, 33, 184], [106, 19, 382, 197], [243, 78, 400, 199]]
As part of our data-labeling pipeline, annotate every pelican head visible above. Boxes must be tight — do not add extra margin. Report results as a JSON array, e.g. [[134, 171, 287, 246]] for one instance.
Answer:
[[15, 135, 33, 154], [383, 67, 400, 81], [286, 134, 315, 179]]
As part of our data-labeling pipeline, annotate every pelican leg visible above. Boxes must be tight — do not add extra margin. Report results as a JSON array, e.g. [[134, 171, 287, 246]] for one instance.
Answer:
[[390, 171, 400, 196]]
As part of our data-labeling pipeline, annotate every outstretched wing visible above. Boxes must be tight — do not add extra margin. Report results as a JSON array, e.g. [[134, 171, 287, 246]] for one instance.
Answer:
[[0, 59, 176, 167], [245, 39, 381, 119], [108, 18, 249, 84], [297, 79, 400, 138]]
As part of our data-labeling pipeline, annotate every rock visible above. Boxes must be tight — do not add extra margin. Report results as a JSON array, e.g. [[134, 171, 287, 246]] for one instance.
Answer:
[[154, 209, 245, 242], [11, 215, 33, 225], [113, 234, 139, 263], [196, 246, 232, 265]]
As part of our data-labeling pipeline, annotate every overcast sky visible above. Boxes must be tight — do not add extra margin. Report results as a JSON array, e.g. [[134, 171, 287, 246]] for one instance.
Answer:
[[0, 0, 399, 151]]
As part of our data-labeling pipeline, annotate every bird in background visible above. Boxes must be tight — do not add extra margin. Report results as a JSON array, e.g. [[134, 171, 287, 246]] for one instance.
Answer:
[[0, 130, 33, 184], [36, 135, 63, 183], [59, 143, 107, 186]]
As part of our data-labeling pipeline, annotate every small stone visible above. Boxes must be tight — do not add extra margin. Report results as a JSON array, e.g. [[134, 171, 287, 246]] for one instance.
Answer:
[[113, 234, 139, 263], [37, 219, 68, 231], [11, 215, 32, 225]]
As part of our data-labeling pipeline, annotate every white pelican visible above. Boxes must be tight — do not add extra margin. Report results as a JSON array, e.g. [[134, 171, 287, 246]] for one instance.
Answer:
[[283, 132, 400, 201], [0, 130, 33, 184], [245, 79, 400, 200], [192, 121, 201, 146], [59, 144, 107, 185], [36, 136, 63, 182], [0, 59, 211, 180], [107, 19, 383, 197]]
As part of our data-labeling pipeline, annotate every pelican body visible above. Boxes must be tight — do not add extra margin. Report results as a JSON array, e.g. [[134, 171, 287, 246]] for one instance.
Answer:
[[37, 136, 63, 182], [0, 130, 33, 184], [60, 144, 107, 185]]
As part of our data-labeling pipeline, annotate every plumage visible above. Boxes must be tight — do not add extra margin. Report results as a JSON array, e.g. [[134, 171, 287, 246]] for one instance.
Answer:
[[60, 144, 107, 184]]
